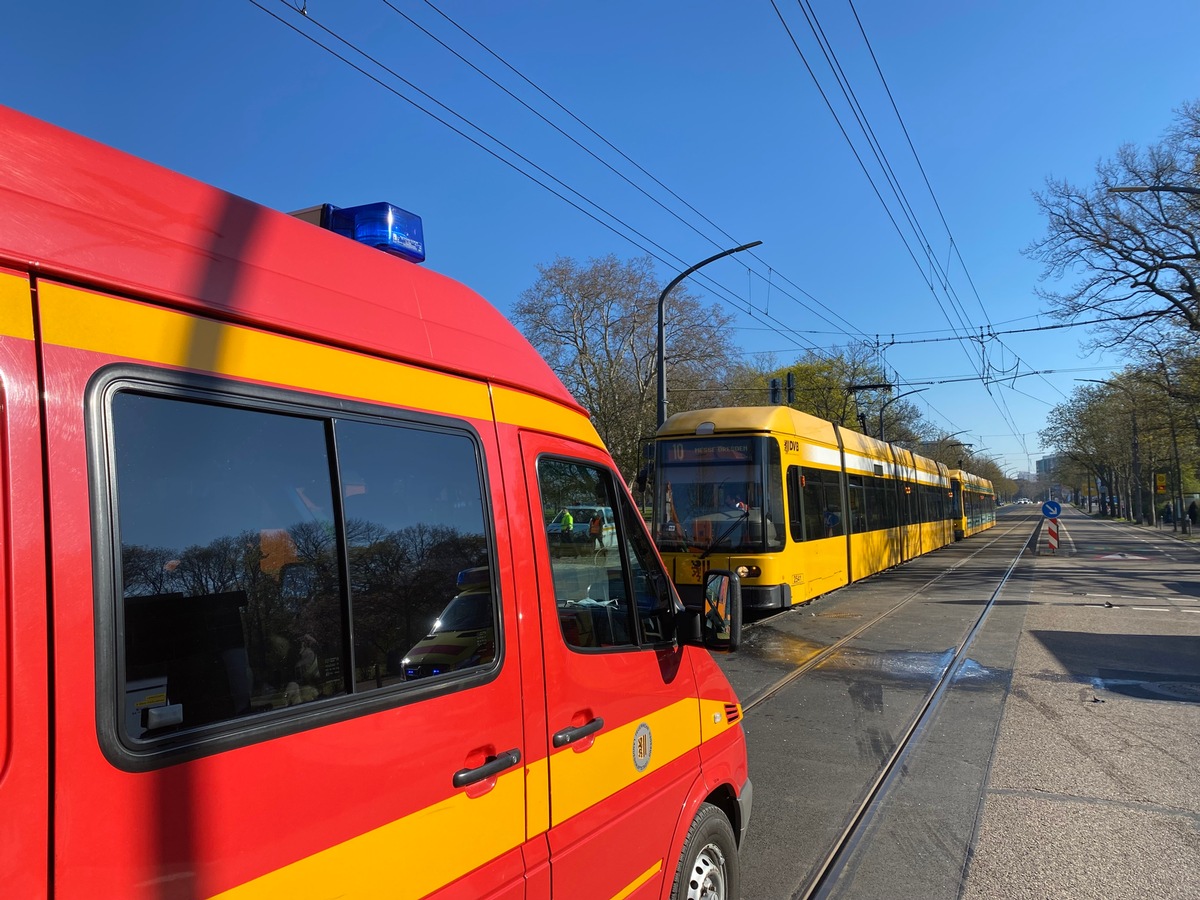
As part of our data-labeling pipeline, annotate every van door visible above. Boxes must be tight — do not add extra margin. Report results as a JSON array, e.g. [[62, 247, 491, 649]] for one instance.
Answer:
[[0, 268, 51, 896], [519, 432, 701, 898]]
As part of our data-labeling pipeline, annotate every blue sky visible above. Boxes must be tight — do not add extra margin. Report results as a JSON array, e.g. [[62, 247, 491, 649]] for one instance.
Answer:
[[5, 1, 1198, 476]]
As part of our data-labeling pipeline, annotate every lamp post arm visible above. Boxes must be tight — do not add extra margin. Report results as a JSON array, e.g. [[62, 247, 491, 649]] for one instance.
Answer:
[[1108, 185, 1200, 196], [877, 387, 928, 442], [657, 241, 763, 427]]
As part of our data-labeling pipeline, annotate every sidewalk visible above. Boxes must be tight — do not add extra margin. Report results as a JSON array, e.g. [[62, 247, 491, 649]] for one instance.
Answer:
[[962, 508, 1200, 900]]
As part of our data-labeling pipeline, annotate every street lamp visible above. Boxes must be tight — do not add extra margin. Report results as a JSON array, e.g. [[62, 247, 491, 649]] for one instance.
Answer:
[[846, 383, 892, 437], [879, 387, 927, 442], [657, 241, 762, 427], [847, 383, 893, 392], [1108, 184, 1200, 196]]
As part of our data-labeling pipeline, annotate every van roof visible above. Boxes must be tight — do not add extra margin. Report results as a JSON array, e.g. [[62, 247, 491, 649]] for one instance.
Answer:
[[0, 105, 581, 411]]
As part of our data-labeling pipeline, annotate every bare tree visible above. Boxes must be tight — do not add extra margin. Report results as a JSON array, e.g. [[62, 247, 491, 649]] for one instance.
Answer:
[[1025, 99, 1200, 349], [512, 254, 736, 479]]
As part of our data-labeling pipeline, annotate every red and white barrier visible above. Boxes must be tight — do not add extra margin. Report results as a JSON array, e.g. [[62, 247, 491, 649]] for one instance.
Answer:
[[1047, 517, 1059, 553]]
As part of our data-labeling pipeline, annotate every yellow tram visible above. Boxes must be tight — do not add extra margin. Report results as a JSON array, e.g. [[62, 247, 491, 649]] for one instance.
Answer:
[[949, 469, 997, 540], [652, 406, 976, 610]]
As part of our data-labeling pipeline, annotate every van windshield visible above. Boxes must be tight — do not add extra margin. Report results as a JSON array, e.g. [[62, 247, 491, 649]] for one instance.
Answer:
[[435, 592, 493, 632]]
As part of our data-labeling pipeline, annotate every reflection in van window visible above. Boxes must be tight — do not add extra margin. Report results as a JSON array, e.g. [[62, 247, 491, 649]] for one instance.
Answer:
[[112, 391, 497, 743], [538, 458, 673, 650]]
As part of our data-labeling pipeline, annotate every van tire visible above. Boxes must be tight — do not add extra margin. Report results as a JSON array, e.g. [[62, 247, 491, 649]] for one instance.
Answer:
[[670, 802, 740, 900]]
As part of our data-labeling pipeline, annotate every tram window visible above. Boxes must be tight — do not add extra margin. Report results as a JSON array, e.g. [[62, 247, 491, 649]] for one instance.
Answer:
[[786, 466, 804, 542], [847, 476, 866, 532], [111, 390, 497, 746], [864, 477, 884, 530], [900, 482, 916, 526], [920, 484, 942, 523], [764, 440, 785, 548], [800, 467, 843, 539], [880, 477, 899, 529], [539, 458, 671, 650]]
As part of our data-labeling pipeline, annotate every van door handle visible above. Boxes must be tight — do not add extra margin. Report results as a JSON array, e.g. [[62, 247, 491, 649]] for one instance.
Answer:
[[452, 748, 522, 789], [553, 716, 604, 748]]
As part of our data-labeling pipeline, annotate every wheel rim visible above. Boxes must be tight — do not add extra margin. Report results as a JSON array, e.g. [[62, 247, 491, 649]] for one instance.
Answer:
[[685, 840, 728, 900]]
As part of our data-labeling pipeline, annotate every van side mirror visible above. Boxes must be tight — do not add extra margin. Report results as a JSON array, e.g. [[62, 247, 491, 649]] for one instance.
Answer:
[[700, 569, 741, 651]]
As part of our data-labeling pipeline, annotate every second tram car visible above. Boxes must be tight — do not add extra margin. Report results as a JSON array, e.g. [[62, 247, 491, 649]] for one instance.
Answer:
[[949, 469, 997, 540], [652, 406, 960, 610]]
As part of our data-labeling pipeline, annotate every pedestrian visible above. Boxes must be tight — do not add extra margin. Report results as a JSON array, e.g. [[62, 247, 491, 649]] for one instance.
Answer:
[[1189, 500, 1198, 525], [589, 511, 604, 550]]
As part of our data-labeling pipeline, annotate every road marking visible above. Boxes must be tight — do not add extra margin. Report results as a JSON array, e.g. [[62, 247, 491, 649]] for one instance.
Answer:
[[1071, 592, 1199, 603], [1131, 606, 1170, 612]]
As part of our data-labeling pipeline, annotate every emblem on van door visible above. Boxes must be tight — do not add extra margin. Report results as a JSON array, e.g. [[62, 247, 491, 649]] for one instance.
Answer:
[[632, 722, 653, 772]]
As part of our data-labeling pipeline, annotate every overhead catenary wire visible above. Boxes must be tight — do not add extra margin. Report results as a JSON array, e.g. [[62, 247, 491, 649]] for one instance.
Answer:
[[265, 0, 1050, 449], [769, 0, 1043, 449], [769, 0, 985, 375], [841, 0, 1073, 451], [412, 0, 872, 344], [253, 0, 827, 360], [402, 0, 871, 346]]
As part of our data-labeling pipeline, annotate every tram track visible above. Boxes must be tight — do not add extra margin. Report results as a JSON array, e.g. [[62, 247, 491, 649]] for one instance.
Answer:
[[741, 517, 1037, 714], [796, 524, 1028, 899], [732, 509, 1200, 900], [728, 515, 1039, 900]]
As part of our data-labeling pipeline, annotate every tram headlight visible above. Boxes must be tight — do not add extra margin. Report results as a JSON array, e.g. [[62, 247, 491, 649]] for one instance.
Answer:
[[735, 565, 761, 578]]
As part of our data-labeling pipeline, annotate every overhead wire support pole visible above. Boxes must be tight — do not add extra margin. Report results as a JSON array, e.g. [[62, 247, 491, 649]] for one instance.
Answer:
[[657, 241, 762, 427]]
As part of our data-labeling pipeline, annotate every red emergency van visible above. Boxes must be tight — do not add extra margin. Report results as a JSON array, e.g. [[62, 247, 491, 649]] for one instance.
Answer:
[[0, 105, 750, 899]]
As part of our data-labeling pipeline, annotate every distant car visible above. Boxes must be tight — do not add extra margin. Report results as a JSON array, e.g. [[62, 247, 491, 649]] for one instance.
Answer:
[[547, 505, 615, 554], [401, 567, 495, 680], [1016, 498, 1033, 504]]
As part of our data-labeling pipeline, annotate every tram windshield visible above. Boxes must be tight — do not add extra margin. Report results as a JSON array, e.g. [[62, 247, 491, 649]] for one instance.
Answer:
[[653, 436, 784, 553]]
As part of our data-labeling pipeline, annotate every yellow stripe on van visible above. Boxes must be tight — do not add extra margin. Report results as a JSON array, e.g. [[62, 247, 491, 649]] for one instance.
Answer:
[[213, 767, 525, 900], [613, 861, 664, 899], [698, 698, 741, 744], [492, 383, 603, 447], [549, 698, 700, 825], [35, 282, 603, 440], [525, 755, 550, 838], [38, 282, 496, 422], [0, 270, 34, 341]]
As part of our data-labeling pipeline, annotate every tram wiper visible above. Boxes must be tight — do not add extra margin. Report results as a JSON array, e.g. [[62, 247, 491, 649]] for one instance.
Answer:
[[699, 509, 749, 560]]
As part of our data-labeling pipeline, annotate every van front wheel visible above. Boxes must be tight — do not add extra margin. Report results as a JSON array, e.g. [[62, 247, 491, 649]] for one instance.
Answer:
[[670, 802, 740, 900]]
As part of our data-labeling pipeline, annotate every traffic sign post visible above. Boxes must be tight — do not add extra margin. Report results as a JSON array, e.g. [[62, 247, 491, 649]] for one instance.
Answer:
[[1042, 501, 1061, 554]]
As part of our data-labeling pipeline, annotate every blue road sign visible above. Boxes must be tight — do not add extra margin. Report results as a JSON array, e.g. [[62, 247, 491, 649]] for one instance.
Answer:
[[1042, 500, 1062, 518]]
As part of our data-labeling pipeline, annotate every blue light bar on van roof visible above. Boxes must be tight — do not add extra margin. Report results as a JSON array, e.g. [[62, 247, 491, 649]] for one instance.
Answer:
[[293, 202, 426, 263]]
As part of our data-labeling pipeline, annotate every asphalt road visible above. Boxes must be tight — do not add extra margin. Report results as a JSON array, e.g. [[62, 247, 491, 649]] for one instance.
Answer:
[[720, 506, 1200, 900]]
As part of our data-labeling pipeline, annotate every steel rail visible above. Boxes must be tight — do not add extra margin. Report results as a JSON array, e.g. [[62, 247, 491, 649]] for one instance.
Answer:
[[742, 517, 1030, 713], [794, 523, 1034, 900]]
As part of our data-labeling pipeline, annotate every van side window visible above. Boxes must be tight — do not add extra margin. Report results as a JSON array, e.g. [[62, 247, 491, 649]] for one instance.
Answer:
[[111, 390, 496, 745], [538, 458, 672, 650]]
